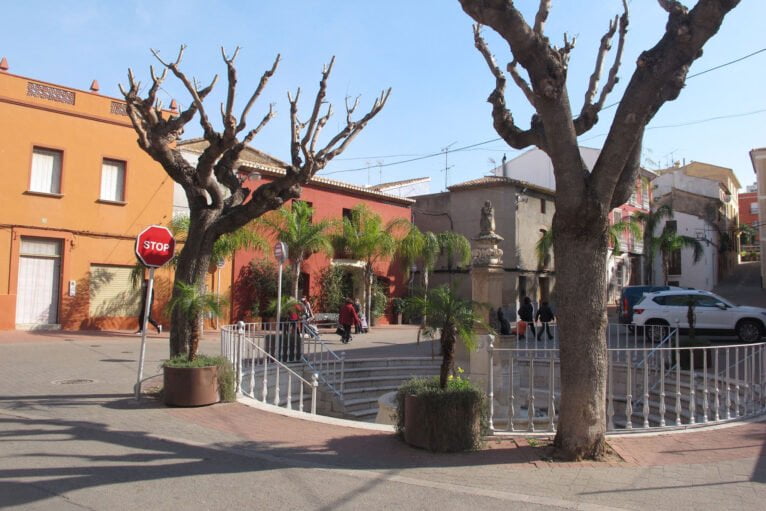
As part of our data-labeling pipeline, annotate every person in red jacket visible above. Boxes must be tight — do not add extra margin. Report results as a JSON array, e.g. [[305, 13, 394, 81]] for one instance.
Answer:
[[338, 297, 361, 344]]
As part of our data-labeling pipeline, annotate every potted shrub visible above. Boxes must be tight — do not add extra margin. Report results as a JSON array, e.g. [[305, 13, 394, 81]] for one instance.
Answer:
[[396, 286, 489, 451], [163, 282, 228, 406]]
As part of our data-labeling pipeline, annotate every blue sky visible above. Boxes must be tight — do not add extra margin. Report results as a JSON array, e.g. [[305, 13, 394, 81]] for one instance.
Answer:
[[3, 1, 764, 191]]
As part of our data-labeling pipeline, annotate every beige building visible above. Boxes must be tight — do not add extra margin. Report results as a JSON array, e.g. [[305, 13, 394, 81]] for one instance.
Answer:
[[413, 176, 555, 316], [654, 161, 741, 285], [749, 148, 766, 288]]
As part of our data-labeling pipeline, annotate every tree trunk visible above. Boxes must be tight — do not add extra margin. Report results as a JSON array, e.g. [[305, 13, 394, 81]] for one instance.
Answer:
[[169, 215, 216, 358], [552, 210, 610, 460], [365, 266, 374, 322], [439, 324, 456, 389], [293, 258, 302, 299]]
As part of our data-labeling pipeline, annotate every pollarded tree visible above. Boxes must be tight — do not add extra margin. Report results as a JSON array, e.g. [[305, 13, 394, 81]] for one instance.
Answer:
[[121, 47, 389, 356], [258, 200, 335, 299], [460, 0, 739, 459]]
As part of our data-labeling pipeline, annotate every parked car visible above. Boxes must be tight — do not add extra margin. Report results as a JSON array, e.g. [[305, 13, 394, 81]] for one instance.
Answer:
[[617, 285, 676, 325], [632, 289, 766, 343]]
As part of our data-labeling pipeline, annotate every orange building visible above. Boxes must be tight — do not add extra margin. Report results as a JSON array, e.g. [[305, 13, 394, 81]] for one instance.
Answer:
[[0, 66, 174, 330]]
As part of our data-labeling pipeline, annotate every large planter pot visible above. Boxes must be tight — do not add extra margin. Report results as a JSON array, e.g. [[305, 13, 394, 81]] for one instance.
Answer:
[[163, 365, 219, 407], [403, 393, 482, 452]]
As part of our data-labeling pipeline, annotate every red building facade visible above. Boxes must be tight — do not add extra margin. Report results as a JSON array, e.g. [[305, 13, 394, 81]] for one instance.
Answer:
[[178, 141, 413, 325]]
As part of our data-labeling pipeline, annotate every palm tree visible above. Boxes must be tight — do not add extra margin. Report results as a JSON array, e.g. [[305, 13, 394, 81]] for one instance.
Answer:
[[535, 218, 641, 268], [438, 231, 472, 284], [335, 204, 410, 321], [631, 204, 674, 284], [398, 226, 471, 293], [655, 226, 704, 285], [257, 201, 334, 298], [166, 282, 226, 361], [404, 286, 487, 389]]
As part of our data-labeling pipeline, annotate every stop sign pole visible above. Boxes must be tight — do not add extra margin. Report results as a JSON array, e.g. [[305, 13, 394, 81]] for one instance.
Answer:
[[134, 225, 176, 400]]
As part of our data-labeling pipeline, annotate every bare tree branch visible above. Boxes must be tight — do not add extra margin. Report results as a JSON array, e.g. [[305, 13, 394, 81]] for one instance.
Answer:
[[473, 25, 542, 150], [534, 0, 551, 34], [575, 1, 628, 135], [506, 60, 536, 106], [237, 54, 280, 134], [300, 57, 335, 161]]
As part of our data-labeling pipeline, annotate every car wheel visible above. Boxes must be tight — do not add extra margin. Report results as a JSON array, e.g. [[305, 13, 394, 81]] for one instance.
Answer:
[[736, 319, 764, 343], [644, 320, 669, 343]]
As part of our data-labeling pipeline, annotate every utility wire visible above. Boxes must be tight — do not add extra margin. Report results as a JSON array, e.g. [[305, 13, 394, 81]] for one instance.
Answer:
[[321, 138, 501, 176], [322, 47, 766, 176]]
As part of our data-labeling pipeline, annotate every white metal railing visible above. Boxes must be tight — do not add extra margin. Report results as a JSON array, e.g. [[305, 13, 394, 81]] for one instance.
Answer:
[[302, 335, 345, 400], [488, 326, 766, 434], [221, 322, 318, 414]]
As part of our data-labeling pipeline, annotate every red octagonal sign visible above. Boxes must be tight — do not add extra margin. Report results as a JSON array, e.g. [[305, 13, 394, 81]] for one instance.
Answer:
[[135, 225, 175, 268]]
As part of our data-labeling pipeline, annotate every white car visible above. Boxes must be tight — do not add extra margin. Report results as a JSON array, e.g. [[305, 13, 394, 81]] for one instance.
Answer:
[[632, 289, 766, 343]]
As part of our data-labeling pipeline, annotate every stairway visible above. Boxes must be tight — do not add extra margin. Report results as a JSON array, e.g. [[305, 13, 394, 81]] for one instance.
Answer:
[[327, 357, 442, 422]]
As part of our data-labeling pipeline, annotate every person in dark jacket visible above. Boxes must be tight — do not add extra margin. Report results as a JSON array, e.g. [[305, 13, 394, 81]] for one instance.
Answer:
[[339, 298, 361, 344], [497, 307, 511, 335], [517, 296, 536, 338], [535, 301, 555, 341]]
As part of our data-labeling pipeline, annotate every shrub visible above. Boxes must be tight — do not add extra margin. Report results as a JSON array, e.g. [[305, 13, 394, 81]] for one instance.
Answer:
[[245, 260, 295, 317], [317, 265, 349, 313]]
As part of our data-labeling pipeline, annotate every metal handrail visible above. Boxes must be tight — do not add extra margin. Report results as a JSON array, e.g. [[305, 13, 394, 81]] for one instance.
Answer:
[[221, 323, 319, 414], [487, 324, 765, 434], [301, 334, 345, 401]]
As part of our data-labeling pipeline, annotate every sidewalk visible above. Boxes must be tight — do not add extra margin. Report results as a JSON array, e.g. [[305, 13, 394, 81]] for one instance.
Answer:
[[0, 329, 764, 510]]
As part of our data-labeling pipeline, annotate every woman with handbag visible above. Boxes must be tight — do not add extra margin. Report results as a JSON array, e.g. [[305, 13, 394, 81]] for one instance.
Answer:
[[338, 297, 361, 344]]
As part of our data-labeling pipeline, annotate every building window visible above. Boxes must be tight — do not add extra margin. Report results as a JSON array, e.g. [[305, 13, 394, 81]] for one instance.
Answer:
[[540, 198, 546, 214], [100, 159, 126, 202], [342, 208, 353, 221], [29, 147, 62, 194], [751, 202, 759, 215]]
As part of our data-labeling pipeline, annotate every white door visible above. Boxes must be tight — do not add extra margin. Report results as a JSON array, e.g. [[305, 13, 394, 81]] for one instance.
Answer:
[[16, 238, 62, 326]]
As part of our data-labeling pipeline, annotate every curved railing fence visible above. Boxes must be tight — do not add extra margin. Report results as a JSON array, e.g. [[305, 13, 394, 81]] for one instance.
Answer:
[[221, 320, 345, 414], [488, 326, 765, 433]]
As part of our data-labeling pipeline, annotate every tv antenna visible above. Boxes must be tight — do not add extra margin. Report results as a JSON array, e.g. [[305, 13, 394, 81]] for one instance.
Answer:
[[441, 141, 457, 191]]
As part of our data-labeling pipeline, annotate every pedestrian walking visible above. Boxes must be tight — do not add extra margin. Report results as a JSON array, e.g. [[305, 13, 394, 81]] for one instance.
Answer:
[[136, 279, 162, 334], [535, 301, 555, 341], [517, 296, 536, 339], [339, 297, 361, 344]]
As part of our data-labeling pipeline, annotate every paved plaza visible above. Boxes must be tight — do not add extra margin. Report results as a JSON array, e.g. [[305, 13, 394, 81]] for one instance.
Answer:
[[0, 326, 764, 510]]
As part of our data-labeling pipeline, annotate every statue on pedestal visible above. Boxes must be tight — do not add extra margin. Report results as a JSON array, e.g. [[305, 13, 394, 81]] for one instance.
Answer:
[[479, 200, 496, 236]]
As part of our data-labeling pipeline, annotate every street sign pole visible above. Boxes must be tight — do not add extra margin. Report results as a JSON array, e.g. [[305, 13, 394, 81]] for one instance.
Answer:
[[133, 225, 175, 401], [135, 267, 155, 400]]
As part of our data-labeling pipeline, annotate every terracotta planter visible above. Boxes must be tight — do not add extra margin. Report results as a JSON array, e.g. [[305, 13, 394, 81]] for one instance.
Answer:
[[163, 365, 219, 407], [403, 393, 482, 452]]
